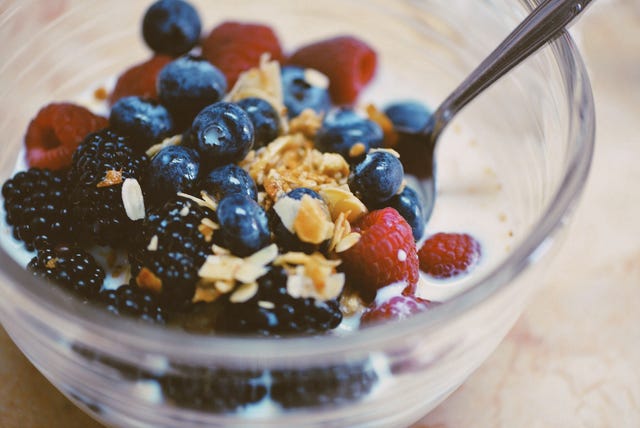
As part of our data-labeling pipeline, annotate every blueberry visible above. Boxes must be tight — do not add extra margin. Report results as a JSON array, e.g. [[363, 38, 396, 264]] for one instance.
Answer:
[[145, 145, 200, 206], [348, 151, 404, 206], [189, 102, 254, 168], [215, 194, 271, 257], [109, 96, 174, 151], [383, 100, 431, 133], [142, 0, 202, 56], [236, 97, 280, 148], [158, 55, 227, 129], [281, 66, 331, 118], [270, 188, 329, 253], [286, 187, 322, 201], [380, 185, 427, 241], [315, 108, 383, 162], [199, 164, 257, 201]]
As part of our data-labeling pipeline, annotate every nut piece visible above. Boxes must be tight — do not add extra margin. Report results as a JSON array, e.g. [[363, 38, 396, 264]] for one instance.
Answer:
[[229, 282, 259, 303], [136, 267, 162, 293], [293, 195, 334, 244], [121, 178, 146, 221], [319, 186, 367, 223], [289, 108, 323, 138], [275, 252, 344, 301], [97, 169, 123, 188]]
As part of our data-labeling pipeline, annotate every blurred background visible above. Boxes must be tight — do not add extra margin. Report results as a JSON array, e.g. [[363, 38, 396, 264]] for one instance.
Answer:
[[0, 0, 638, 426]]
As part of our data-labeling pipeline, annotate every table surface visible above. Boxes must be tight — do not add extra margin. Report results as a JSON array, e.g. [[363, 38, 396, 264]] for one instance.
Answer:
[[1, 1, 639, 427]]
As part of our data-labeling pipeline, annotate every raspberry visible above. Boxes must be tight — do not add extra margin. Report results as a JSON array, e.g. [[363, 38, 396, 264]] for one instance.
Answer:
[[341, 208, 419, 302], [24, 103, 108, 171], [201, 21, 284, 88], [288, 36, 377, 105], [109, 55, 173, 105], [361, 294, 433, 325], [418, 232, 481, 278]]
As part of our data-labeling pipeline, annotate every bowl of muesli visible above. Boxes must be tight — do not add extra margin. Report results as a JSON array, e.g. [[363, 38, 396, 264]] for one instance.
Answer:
[[0, 0, 594, 426]]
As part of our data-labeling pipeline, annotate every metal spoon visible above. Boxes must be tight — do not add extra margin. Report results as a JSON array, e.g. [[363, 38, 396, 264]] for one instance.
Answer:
[[400, 0, 595, 222]]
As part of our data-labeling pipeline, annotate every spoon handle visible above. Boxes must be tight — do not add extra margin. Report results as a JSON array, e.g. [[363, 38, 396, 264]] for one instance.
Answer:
[[429, 0, 594, 140]]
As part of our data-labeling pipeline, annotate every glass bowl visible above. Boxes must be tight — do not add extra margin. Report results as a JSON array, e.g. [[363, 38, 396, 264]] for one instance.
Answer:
[[0, 0, 594, 427]]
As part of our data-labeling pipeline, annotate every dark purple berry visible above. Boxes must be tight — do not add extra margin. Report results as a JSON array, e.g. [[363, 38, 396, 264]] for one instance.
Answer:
[[142, 0, 202, 56]]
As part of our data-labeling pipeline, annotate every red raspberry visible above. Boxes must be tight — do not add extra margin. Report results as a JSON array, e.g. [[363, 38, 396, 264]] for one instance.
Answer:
[[201, 21, 284, 88], [288, 36, 377, 105], [24, 103, 108, 171], [418, 233, 481, 279], [109, 55, 173, 105], [341, 208, 419, 302], [361, 294, 433, 325]]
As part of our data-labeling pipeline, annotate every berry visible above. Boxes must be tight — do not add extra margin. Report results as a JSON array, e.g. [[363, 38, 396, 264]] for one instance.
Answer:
[[24, 103, 108, 171], [378, 185, 426, 241], [129, 198, 215, 310], [270, 361, 379, 408], [281, 66, 332, 119], [201, 21, 284, 87], [418, 232, 482, 279], [288, 35, 377, 105], [2, 168, 73, 250], [160, 366, 267, 412], [109, 55, 173, 105], [27, 245, 105, 299], [348, 150, 404, 206], [145, 145, 200, 207], [188, 102, 254, 168], [361, 294, 433, 325], [157, 55, 227, 129], [67, 129, 149, 248], [198, 163, 257, 202], [215, 267, 342, 336], [270, 188, 330, 253], [214, 194, 270, 257], [341, 208, 419, 302], [236, 97, 280, 148], [314, 108, 383, 162], [383, 100, 431, 133], [109, 96, 174, 150], [142, 0, 202, 56], [100, 284, 166, 324]]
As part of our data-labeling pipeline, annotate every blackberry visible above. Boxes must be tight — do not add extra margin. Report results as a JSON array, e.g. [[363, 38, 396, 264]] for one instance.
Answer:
[[2, 168, 74, 251], [67, 129, 148, 248], [129, 198, 215, 310], [27, 245, 105, 299], [270, 361, 379, 408], [216, 267, 342, 336], [100, 284, 167, 324], [160, 366, 267, 412]]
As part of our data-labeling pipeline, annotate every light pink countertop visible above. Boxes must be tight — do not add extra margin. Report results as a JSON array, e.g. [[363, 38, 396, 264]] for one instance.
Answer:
[[1, 1, 639, 427]]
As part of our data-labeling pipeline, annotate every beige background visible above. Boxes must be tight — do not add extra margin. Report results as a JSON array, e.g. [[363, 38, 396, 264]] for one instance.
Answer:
[[1, 0, 639, 427]]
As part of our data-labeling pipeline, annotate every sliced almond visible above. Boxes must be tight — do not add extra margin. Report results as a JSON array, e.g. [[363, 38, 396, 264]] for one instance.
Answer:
[[244, 244, 278, 266], [235, 262, 269, 284], [335, 232, 361, 253], [273, 195, 301, 233], [121, 178, 145, 221], [293, 195, 334, 244], [319, 187, 367, 222], [229, 282, 259, 303]]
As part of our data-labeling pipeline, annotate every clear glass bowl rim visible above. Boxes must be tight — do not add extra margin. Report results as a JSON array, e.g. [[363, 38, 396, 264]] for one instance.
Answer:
[[0, 2, 595, 361]]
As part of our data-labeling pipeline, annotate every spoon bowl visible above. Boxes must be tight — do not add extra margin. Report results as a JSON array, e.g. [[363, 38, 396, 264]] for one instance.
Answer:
[[402, 0, 595, 220]]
